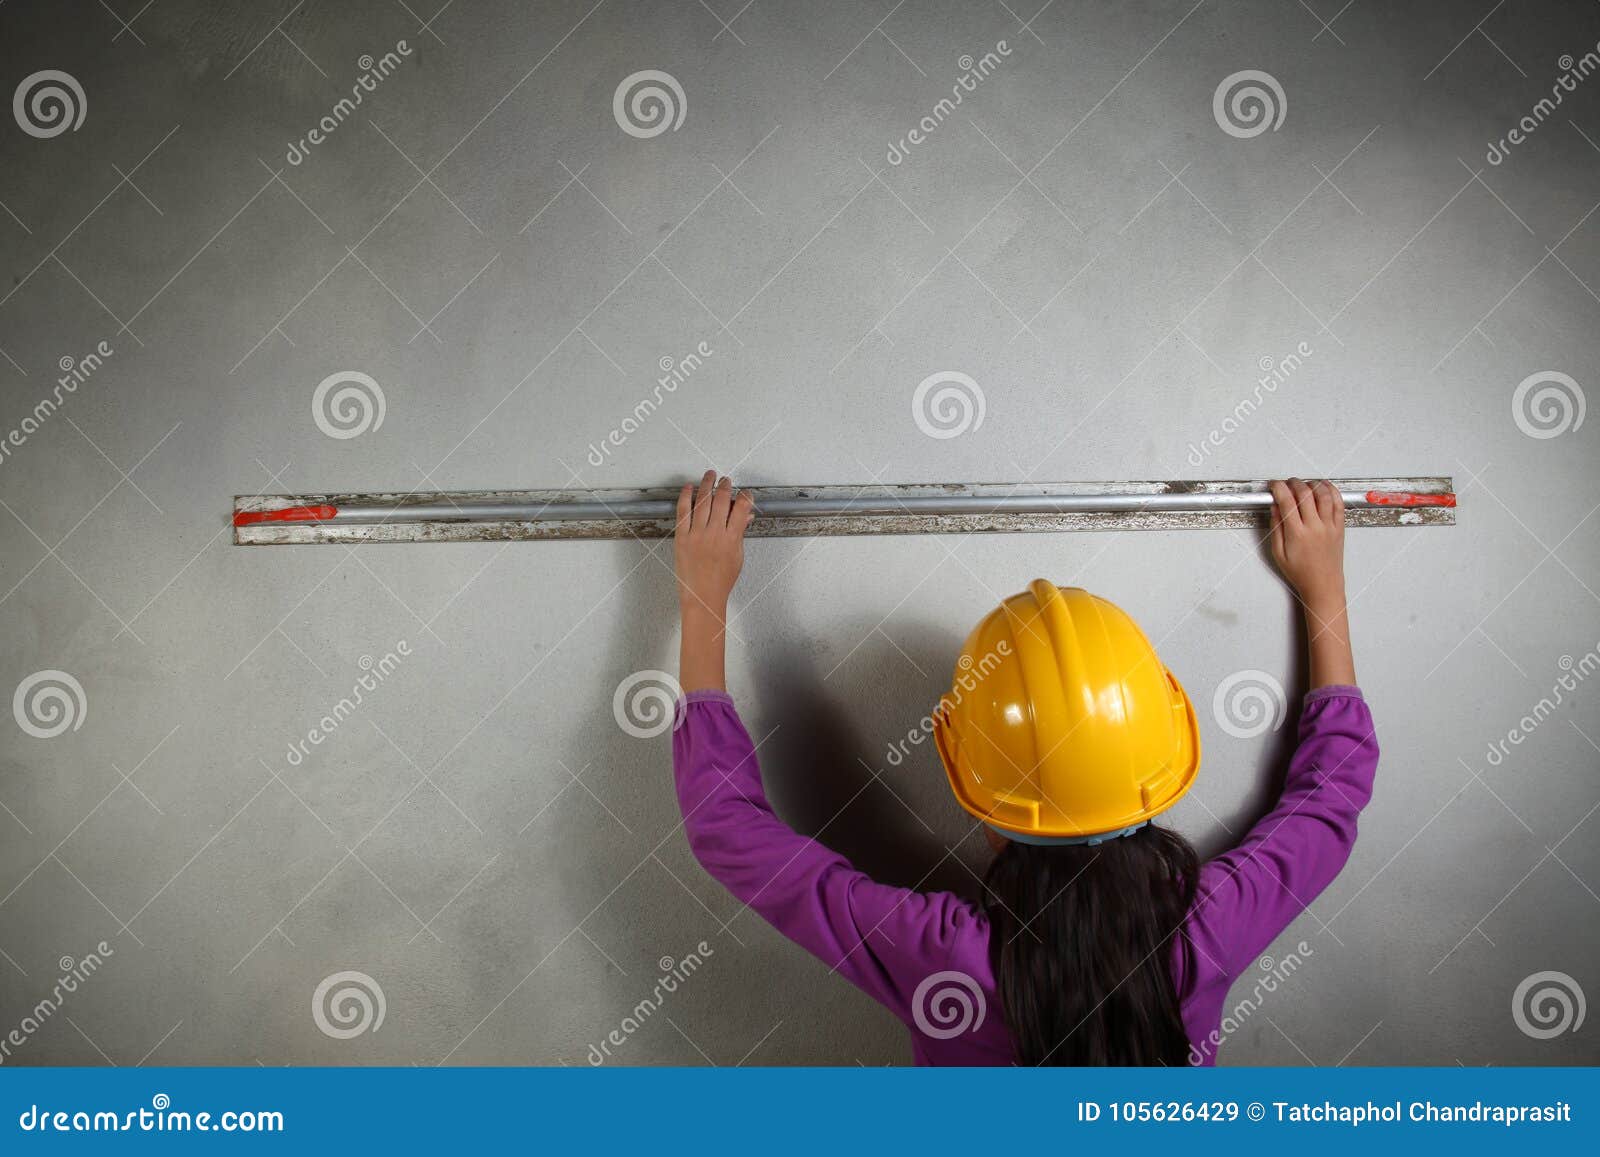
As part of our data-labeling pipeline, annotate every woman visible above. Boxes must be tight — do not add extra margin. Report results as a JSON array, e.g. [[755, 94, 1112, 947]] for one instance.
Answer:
[[670, 472, 1376, 1065]]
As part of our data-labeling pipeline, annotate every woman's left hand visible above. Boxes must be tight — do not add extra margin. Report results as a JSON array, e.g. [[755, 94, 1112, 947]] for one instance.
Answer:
[[674, 471, 755, 620]]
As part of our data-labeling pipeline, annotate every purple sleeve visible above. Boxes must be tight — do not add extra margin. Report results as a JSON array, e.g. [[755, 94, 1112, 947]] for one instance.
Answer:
[[670, 690, 975, 1021], [1187, 686, 1378, 981]]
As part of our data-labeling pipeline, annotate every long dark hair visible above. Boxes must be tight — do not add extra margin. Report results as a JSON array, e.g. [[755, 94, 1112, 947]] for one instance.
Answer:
[[982, 825, 1198, 1066]]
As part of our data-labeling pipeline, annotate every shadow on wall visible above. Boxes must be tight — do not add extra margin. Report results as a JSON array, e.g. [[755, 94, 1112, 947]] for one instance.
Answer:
[[579, 547, 980, 900], [1188, 574, 1312, 864], [754, 619, 980, 900]]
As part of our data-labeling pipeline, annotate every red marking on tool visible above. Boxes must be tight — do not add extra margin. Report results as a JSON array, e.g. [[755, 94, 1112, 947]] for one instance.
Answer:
[[1363, 490, 1456, 508], [232, 504, 339, 526]]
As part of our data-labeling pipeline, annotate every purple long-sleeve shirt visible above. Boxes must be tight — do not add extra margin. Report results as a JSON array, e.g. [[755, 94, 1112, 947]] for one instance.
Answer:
[[672, 685, 1377, 1065]]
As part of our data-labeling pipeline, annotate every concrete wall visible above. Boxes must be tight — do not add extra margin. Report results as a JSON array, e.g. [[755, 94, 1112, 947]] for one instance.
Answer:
[[1, 0, 1595, 1066]]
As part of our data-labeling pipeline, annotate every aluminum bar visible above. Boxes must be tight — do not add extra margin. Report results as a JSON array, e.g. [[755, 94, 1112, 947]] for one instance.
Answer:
[[233, 478, 1455, 544]]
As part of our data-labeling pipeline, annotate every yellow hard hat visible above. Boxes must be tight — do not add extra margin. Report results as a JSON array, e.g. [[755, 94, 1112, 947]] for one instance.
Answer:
[[932, 580, 1200, 843]]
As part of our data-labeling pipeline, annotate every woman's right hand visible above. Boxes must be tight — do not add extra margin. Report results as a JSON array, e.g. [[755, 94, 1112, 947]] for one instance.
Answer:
[[1268, 478, 1346, 611], [1269, 479, 1355, 687]]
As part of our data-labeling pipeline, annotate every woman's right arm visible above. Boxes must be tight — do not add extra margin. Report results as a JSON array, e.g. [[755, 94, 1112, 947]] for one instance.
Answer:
[[1189, 687, 1377, 978], [1269, 478, 1355, 689], [1187, 480, 1377, 978]]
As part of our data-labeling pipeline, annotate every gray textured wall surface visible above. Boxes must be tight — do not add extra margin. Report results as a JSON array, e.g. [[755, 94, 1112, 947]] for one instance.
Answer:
[[1, 0, 1596, 1066]]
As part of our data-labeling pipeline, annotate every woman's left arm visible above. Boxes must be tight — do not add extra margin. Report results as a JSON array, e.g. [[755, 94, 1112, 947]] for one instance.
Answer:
[[675, 471, 751, 693], [673, 689, 970, 1016], [669, 473, 974, 1017]]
